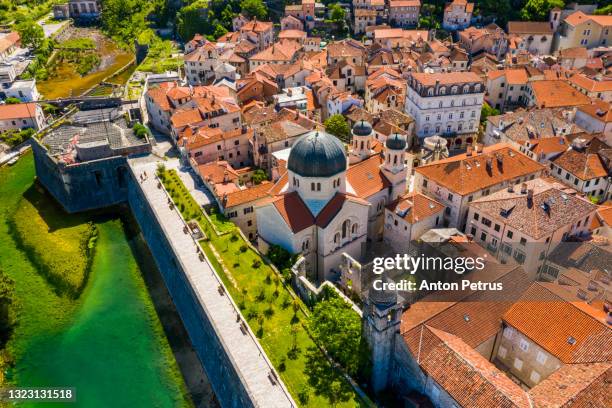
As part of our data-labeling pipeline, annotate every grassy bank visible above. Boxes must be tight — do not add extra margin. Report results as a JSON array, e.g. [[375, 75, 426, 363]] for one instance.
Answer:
[[10, 184, 97, 298], [0, 154, 193, 406], [159, 168, 370, 407]]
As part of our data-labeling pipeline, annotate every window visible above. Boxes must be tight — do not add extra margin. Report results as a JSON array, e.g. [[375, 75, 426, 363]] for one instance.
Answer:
[[503, 326, 514, 339], [494, 224, 500, 232], [498, 345, 507, 358], [474, 213, 479, 221], [536, 351, 547, 365], [501, 243, 512, 255], [316, 183, 321, 191], [481, 217, 492, 227], [507, 230, 513, 239], [243, 206, 253, 214], [519, 338, 529, 352], [519, 237, 526, 246], [470, 226, 476, 236], [448, 193, 453, 201], [311, 182, 315, 191], [422, 179, 428, 188], [513, 250, 526, 264], [480, 232, 487, 242], [247, 220, 252, 227], [530, 371, 541, 384], [513, 358, 523, 371]]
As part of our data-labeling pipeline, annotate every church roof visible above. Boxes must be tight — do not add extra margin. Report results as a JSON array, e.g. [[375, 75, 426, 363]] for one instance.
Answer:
[[287, 130, 347, 178], [269, 191, 369, 233]]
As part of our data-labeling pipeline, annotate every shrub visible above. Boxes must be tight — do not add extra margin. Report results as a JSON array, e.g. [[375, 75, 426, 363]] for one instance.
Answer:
[[252, 260, 261, 268]]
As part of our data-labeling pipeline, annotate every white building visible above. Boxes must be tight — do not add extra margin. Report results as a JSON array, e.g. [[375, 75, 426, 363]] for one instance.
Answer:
[[383, 192, 445, 253], [0, 102, 45, 132], [414, 143, 545, 229], [256, 125, 410, 282], [442, 0, 473, 31], [1, 79, 40, 102], [404, 72, 484, 143], [507, 21, 554, 55], [466, 178, 597, 278]]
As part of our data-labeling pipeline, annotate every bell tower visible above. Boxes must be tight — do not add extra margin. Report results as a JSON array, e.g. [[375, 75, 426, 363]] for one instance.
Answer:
[[349, 120, 374, 164], [363, 276, 402, 393], [381, 133, 410, 201]]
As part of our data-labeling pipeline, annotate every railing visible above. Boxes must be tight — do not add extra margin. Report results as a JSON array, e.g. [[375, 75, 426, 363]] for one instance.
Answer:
[[145, 170, 296, 406]]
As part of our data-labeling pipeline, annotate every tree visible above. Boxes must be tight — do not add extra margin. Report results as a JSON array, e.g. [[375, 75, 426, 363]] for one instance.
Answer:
[[212, 23, 228, 40], [15, 19, 44, 50], [240, 0, 267, 20], [4, 97, 21, 104], [594, 4, 612, 15], [520, 0, 564, 21], [0, 271, 14, 346], [480, 102, 501, 124], [308, 296, 367, 376], [177, 0, 211, 41], [251, 169, 267, 185], [324, 114, 350, 141], [329, 3, 346, 22]]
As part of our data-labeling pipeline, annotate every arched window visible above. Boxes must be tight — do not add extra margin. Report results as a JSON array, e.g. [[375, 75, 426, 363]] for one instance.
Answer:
[[360, 141, 364, 149], [393, 155, 397, 164], [439, 101, 443, 108], [302, 240, 310, 251], [334, 233, 340, 244], [474, 84, 481, 92], [351, 224, 358, 234], [342, 220, 350, 238], [428, 88, 434, 96], [451, 86, 458, 94], [463, 85, 469, 93], [439, 87, 446, 95]]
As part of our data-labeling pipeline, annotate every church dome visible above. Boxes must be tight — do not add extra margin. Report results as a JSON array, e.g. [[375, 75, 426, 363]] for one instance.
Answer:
[[368, 276, 398, 307], [386, 133, 407, 150], [352, 120, 372, 137], [288, 130, 347, 178]]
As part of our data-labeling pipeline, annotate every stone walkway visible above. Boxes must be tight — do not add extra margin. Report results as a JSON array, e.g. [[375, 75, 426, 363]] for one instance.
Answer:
[[130, 160, 295, 408]]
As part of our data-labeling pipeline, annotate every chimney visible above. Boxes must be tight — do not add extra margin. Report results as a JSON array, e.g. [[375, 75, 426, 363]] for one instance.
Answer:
[[521, 182, 528, 194], [527, 189, 534, 207]]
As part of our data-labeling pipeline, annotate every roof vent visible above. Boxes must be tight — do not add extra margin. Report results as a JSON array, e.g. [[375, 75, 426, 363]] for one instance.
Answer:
[[428, 202, 436, 209], [567, 336, 577, 345], [463, 314, 470, 322]]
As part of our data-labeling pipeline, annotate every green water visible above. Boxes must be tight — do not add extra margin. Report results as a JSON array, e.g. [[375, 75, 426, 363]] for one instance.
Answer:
[[0, 154, 190, 407]]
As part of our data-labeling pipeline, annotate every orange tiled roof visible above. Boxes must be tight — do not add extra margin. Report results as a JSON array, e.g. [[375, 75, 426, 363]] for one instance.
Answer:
[[531, 80, 591, 109], [197, 161, 240, 184], [346, 155, 391, 198], [411, 71, 482, 86], [387, 192, 445, 224], [553, 148, 608, 180], [416, 144, 544, 195], [0, 102, 38, 120], [502, 283, 612, 364], [569, 74, 612, 93], [224, 181, 272, 208], [564, 11, 612, 28]]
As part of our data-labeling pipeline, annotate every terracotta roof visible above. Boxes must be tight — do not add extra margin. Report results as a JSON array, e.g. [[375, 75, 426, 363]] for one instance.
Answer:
[[389, 0, 421, 7], [197, 161, 240, 185], [558, 46, 589, 60], [0, 31, 19, 54], [224, 181, 272, 208], [326, 40, 365, 58], [278, 30, 307, 39], [553, 148, 608, 180], [529, 136, 568, 157], [240, 20, 273, 33], [597, 206, 612, 227], [373, 29, 428, 41], [0, 103, 38, 120], [507, 21, 553, 35], [250, 40, 301, 62], [387, 192, 444, 224], [564, 11, 612, 28], [502, 282, 612, 363], [411, 71, 482, 86], [418, 327, 532, 408], [529, 363, 612, 408], [569, 74, 612, 93], [346, 155, 391, 198], [530, 80, 591, 109], [271, 191, 314, 232], [416, 144, 545, 196], [183, 127, 253, 150]]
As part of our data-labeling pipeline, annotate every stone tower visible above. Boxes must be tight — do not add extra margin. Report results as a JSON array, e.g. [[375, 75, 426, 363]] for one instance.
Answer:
[[349, 120, 374, 164], [363, 276, 402, 393], [381, 133, 410, 201]]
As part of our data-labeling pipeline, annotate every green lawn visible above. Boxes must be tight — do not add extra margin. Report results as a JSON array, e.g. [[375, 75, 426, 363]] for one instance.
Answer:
[[10, 184, 97, 298], [206, 208, 235, 234], [159, 169, 371, 408]]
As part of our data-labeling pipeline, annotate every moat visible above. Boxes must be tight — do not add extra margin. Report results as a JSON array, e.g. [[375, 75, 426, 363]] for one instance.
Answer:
[[0, 153, 216, 407]]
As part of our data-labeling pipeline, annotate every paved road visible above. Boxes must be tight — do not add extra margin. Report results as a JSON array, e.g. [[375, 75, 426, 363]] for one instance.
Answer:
[[37, 13, 69, 38], [129, 159, 296, 408]]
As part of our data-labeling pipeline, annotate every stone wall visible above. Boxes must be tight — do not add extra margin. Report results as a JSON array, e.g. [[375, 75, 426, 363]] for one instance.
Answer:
[[127, 171, 255, 408], [32, 139, 131, 213]]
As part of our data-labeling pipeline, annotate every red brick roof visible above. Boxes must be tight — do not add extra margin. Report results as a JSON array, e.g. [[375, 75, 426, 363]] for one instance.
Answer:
[[346, 155, 391, 199], [387, 192, 445, 224], [0, 103, 38, 120]]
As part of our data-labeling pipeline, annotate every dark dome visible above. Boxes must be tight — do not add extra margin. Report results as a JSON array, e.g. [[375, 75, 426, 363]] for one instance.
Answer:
[[352, 120, 372, 137], [368, 276, 397, 307], [288, 131, 347, 177], [386, 133, 407, 150]]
